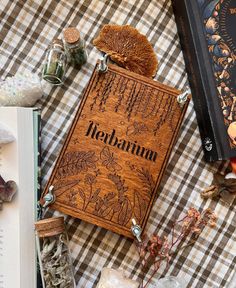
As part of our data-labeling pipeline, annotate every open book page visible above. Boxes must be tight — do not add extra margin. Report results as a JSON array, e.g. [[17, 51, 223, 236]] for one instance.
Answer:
[[0, 108, 37, 288]]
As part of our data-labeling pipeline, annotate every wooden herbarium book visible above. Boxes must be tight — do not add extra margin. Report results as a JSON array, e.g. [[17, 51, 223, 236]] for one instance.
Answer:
[[42, 63, 189, 238]]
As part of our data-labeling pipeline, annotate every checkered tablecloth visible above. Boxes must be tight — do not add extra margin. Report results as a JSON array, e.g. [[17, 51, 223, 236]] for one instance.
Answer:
[[0, 1, 235, 287]]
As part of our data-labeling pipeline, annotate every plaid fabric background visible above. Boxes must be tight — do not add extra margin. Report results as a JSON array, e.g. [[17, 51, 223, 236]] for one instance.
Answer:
[[0, 0, 235, 287]]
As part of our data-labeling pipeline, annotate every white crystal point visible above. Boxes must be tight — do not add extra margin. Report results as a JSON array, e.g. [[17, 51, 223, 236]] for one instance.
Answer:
[[0, 122, 15, 144], [0, 72, 43, 107], [96, 268, 139, 288]]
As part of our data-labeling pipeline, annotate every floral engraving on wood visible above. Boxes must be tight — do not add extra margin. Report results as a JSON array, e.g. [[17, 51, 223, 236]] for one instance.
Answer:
[[42, 63, 187, 237], [53, 147, 152, 227], [126, 121, 148, 136], [133, 189, 147, 223], [53, 179, 81, 197], [71, 137, 80, 145], [136, 168, 155, 197], [67, 189, 78, 208], [79, 173, 101, 210], [55, 150, 98, 179], [94, 173, 132, 225], [89, 70, 178, 136], [100, 146, 122, 172], [94, 191, 117, 219]]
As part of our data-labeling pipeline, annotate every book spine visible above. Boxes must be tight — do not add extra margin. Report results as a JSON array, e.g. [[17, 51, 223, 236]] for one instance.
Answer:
[[172, 0, 221, 161], [33, 109, 43, 288]]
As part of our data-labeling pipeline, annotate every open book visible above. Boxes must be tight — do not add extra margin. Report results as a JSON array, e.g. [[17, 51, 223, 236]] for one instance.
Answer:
[[0, 107, 39, 288]]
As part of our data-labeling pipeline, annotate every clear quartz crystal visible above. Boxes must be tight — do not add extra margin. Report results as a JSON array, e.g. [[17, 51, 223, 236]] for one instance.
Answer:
[[0, 73, 42, 106], [96, 268, 139, 288], [157, 276, 185, 288]]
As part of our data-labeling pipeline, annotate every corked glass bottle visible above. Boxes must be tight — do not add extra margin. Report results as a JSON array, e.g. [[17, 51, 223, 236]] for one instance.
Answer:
[[63, 27, 87, 68], [42, 38, 67, 85], [35, 217, 76, 288]]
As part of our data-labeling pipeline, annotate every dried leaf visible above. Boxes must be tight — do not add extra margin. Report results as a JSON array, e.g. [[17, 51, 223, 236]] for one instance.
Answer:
[[201, 172, 236, 203], [93, 24, 158, 78], [201, 185, 220, 199]]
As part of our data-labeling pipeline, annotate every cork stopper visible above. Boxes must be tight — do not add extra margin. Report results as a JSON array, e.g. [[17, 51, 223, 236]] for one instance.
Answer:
[[35, 217, 65, 238], [63, 27, 80, 44]]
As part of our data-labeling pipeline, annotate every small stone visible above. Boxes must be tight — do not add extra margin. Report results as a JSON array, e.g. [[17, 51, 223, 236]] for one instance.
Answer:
[[0, 175, 17, 202], [0, 72, 42, 107]]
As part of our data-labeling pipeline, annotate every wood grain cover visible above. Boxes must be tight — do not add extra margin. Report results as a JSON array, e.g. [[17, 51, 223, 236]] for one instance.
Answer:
[[42, 63, 189, 238]]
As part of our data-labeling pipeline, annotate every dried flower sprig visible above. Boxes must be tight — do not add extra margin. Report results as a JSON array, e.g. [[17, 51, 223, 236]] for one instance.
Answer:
[[136, 207, 217, 288]]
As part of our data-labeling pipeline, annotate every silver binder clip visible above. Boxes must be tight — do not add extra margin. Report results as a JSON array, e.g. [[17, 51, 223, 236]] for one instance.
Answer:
[[177, 86, 190, 106], [98, 54, 109, 73], [37, 185, 55, 220], [43, 185, 55, 208], [131, 218, 142, 243]]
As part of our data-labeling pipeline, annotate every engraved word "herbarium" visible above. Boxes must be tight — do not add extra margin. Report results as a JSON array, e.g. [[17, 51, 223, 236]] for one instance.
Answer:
[[85, 121, 157, 162]]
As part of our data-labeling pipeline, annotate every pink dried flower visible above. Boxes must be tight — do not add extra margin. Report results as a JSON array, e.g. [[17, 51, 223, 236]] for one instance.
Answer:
[[187, 207, 201, 219]]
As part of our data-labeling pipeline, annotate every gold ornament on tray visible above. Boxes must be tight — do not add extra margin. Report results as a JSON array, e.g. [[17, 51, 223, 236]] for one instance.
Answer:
[[93, 24, 158, 78]]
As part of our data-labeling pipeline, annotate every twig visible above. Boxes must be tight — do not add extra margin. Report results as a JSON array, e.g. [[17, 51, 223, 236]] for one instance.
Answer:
[[170, 240, 197, 256], [135, 207, 217, 288]]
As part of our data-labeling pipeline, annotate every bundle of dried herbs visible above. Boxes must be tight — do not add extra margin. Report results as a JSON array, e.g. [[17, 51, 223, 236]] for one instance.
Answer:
[[35, 217, 76, 288], [135, 207, 217, 288]]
